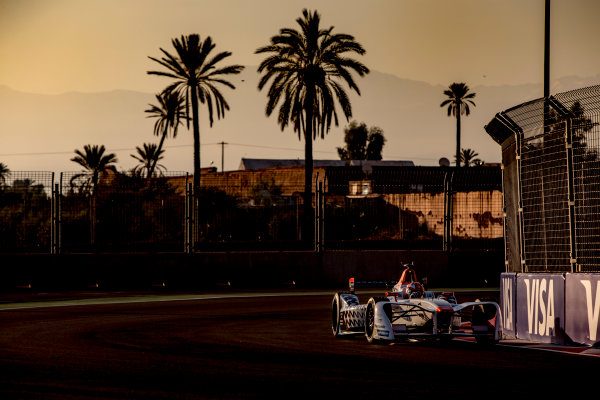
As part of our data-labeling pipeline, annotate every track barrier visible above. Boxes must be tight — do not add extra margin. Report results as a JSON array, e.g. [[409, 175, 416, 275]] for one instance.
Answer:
[[501, 272, 600, 346]]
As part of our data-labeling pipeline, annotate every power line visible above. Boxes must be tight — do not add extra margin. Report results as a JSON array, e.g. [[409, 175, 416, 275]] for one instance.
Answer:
[[0, 142, 443, 164]]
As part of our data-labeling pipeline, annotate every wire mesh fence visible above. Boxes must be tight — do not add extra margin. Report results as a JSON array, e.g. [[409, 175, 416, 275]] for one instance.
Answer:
[[0, 167, 503, 253], [486, 84, 600, 273], [58, 171, 188, 253], [0, 172, 54, 253]]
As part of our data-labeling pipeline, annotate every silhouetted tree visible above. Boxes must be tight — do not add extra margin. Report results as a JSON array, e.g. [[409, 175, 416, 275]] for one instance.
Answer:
[[131, 143, 166, 178], [337, 121, 386, 160], [70, 144, 118, 195], [441, 83, 476, 167], [256, 9, 369, 242], [145, 91, 187, 178], [250, 178, 283, 207], [0, 179, 50, 251], [455, 148, 483, 167], [148, 34, 244, 192], [0, 162, 10, 186]]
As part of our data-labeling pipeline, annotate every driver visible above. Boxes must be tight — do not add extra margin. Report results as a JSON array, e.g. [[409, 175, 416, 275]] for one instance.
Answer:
[[396, 264, 421, 299], [398, 263, 417, 286], [407, 281, 424, 298]]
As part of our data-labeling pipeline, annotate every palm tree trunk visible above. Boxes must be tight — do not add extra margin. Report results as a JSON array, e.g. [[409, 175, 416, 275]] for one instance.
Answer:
[[304, 102, 315, 247], [191, 86, 201, 248], [148, 128, 168, 178], [456, 104, 462, 167], [191, 86, 201, 191]]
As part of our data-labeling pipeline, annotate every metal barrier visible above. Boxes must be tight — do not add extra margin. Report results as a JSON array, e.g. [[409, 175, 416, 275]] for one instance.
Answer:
[[486, 84, 600, 273], [0, 172, 54, 253], [0, 167, 502, 253]]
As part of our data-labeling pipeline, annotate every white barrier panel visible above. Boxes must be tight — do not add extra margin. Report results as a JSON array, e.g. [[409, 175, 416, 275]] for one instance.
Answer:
[[565, 273, 600, 346], [500, 273, 517, 339], [516, 274, 565, 344]]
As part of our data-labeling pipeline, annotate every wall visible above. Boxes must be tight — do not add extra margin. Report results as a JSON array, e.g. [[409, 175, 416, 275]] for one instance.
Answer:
[[0, 249, 503, 292], [501, 272, 600, 346]]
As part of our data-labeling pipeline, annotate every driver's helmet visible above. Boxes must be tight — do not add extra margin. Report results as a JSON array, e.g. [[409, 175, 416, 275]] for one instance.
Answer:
[[407, 282, 424, 298]]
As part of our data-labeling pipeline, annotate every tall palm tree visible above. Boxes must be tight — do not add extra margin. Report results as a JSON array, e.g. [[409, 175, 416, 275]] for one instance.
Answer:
[[145, 91, 187, 178], [256, 9, 369, 242], [147, 34, 244, 192], [456, 148, 483, 167], [70, 144, 118, 195], [70, 145, 117, 247], [0, 162, 10, 187], [440, 82, 476, 167], [131, 143, 166, 178]]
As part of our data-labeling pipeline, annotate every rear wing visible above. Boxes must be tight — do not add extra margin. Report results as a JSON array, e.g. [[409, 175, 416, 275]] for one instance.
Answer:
[[348, 277, 398, 294]]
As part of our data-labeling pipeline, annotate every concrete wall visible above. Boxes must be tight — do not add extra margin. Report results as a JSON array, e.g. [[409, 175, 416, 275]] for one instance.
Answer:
[[0, 249, 503, 292]]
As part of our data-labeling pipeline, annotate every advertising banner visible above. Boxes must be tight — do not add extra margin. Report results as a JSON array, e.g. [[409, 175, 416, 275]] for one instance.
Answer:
[[565, 274, 600, 346], [500, 273, 516, 339], [516, 274, 565, 344]]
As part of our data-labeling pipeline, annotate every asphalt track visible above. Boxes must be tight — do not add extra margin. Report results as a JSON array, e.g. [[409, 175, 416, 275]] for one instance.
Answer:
[[0, 290, 598, 399]]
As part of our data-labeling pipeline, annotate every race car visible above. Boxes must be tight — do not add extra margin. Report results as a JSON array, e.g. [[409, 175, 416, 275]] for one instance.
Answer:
[[330, 266, 501, 345]]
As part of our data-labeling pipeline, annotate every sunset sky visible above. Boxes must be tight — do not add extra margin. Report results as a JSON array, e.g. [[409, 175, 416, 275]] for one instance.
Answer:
[[2, 0, 600, 171]]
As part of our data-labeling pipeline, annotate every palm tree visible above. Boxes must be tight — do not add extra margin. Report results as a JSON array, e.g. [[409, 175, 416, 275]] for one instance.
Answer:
[[131, 143, 166, 178], [145, 91, 187, 178], [256, 9, 369, 242], [440, 82, 476, 167], [70, 144, 117, 247], [456, 148, 483, 167], [0, 162, 10, 187], [70, 144, 118, 195], [147, 34, 244, 192]]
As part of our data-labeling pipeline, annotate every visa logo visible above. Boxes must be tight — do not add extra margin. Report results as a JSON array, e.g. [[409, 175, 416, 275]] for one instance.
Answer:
[[580, 280, 600, 342], [524, 279, 555, 336], [502, 277, 513, 331]]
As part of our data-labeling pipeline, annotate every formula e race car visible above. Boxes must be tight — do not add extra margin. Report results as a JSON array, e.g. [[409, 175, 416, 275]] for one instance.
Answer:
[[331, 267, 501, 345]]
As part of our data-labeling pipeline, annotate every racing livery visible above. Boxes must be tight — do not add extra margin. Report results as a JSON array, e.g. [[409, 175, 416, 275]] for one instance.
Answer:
[[331, 266, 501, 344]]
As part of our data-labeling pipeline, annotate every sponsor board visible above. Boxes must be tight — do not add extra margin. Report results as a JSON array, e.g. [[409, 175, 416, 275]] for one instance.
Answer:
[[565, 273, 600, 346], [500, 273, 517, 339], [516, 274, 565, 344]]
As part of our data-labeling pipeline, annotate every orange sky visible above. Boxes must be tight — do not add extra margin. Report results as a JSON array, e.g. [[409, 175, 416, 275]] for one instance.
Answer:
[[2, 0, 600, 172], [2, 0, 600, 94]]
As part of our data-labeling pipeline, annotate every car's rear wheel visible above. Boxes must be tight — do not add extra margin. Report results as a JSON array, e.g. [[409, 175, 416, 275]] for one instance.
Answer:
[[331, 293, 342, 337]]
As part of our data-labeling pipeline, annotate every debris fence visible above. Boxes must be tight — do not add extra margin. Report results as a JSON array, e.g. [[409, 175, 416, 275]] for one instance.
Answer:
[[486, 84, 600, 273], [0, 167, 502, 253]]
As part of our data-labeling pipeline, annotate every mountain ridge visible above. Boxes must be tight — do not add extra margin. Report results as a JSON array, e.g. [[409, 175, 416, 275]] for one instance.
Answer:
[[1, 69, 599, 173]]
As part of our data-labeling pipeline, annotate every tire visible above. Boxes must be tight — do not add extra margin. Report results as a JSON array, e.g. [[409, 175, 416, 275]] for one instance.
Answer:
[[331, 293, 342, 337], [365, 298, 376, 343], [365, 297, 389, 343]]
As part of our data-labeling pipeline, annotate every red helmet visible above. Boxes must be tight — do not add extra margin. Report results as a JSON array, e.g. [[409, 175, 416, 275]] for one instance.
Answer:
[[408, 282, 424, 298]]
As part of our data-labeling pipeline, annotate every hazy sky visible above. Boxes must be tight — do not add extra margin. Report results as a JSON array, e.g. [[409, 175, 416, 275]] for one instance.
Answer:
[[3, 0, 600, 94], [2, 0, 600, 172]]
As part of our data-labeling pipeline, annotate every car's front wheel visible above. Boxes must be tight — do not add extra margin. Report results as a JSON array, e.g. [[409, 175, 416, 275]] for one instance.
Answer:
[[365, 298, 376, 342]]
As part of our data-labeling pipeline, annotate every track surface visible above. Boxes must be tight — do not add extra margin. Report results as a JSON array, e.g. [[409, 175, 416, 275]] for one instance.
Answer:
[[0, 291, 597, 399]]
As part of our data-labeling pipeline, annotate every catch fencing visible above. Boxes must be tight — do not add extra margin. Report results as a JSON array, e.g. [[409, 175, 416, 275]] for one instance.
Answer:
[[486, 84, 600, 273], [0, 166, 502, 253]]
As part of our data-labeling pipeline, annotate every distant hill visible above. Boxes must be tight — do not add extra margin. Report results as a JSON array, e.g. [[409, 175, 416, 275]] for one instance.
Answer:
[[1, 69, 599, 173]]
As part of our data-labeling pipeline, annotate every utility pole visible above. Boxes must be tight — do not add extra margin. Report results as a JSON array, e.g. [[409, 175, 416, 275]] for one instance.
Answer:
[[544, 0, 550, 98], [219, 141, 227, 172]]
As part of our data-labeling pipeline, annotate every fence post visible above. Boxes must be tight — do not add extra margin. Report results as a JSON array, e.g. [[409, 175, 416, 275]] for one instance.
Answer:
[[564, 118, 578, 272], [515, 130, 527, 272], [185, 181, 192, 254], [314, 173, 324, 252], [443, 170, 454, 252], [51, 182, 61, 254]]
